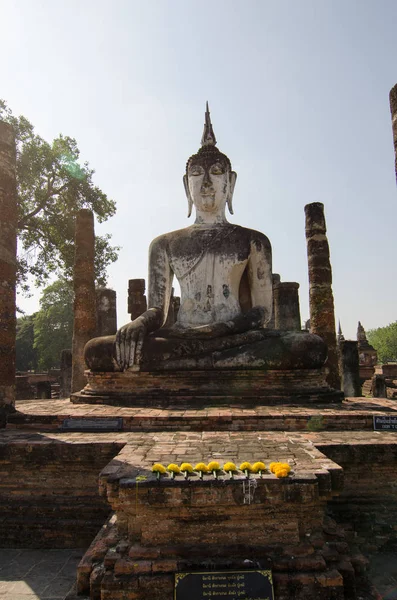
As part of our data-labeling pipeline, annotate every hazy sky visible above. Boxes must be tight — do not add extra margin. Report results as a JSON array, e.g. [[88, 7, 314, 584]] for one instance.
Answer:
[[2, 0, 397, 338]]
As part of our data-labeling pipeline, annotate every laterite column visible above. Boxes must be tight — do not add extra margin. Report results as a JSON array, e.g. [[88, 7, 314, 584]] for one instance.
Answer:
[[339, 340, 361, 397], [96, 288, 117, 336], [268, 273, 281, 328], [0, 121, 17, 424], [305, 202, 341, 390], [274, 282, 301, 331], [71, 209, 97, 393], [389, 84, 397, 183], [128, 279, 147, 320]]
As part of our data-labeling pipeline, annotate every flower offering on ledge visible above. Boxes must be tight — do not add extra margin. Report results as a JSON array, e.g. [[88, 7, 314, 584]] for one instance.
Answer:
[[180, 463, 194, 479], [252, 461, 266, 477], [207, 461, 221, 479], [270, 462, 292, 478], [151, 463, 166, 480], [223, 462, 237, 479], [240, 462, 253, 478], [167, 463, 180, 479], [194, 462, 209, 479]]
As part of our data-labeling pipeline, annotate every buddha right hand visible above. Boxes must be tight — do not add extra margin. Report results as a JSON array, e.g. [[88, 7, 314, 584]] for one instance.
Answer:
[[115, 316, 147, 371]]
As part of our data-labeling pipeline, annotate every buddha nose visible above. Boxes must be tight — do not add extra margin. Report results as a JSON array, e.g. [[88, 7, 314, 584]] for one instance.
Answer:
[[201, 170, 213, 192]]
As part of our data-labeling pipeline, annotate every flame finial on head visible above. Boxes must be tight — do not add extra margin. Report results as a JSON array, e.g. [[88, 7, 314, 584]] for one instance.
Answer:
[[201, 101, 217, 147]]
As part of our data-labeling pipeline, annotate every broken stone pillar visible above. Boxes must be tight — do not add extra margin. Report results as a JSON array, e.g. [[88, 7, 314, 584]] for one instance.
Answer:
[[0, 121, 17, 424], [274, 282, 301, 331], [268, 273, 281, 328], [96, 288, 117, 336], [305, 202, 341, 390], [371, 374, 387, 399], [389, 84, 397, 183], [60, 349, 72, 399], [128, 279, 147, 320], [71, 209, 97, 393], [339, 340, 361, 397]]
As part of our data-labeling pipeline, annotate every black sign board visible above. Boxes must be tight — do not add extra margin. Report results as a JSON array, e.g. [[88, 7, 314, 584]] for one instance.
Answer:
[[373, 415, 397, 432], [60, 417, 123, 432], [175, 570, 274, 600]]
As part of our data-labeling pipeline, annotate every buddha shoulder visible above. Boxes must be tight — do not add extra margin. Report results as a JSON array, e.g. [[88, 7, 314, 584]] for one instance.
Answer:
[[148, 225, 271, 259]]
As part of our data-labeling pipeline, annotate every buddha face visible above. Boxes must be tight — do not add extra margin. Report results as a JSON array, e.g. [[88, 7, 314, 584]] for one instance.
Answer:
[[183, 151, 237, 218]]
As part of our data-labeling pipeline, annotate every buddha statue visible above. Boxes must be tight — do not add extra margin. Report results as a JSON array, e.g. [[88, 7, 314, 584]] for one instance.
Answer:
[[84, 105, 327, 375]]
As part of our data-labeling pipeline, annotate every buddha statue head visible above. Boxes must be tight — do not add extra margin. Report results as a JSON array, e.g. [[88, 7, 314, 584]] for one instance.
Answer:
[[184, 103, 237, 220]]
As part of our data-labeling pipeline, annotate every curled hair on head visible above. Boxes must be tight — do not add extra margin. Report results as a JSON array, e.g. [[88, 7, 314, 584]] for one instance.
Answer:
[[186, 145, 232, 176]]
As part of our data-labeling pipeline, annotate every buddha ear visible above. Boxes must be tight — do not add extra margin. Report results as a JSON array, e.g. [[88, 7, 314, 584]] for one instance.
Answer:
[[227, 171, 237, 215], [183, 174, 193, 218]]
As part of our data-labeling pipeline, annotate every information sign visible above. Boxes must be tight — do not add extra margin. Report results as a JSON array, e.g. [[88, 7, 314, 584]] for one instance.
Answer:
[[174, 569, 274, 600]]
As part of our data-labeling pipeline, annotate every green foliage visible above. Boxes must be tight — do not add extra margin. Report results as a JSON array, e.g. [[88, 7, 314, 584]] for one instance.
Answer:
[[16, 315, 38, 372], [367, 322, 397, 363], [33, 279, 74, 371], [306, 415, 325, 431], [0, 99, 119, 293]]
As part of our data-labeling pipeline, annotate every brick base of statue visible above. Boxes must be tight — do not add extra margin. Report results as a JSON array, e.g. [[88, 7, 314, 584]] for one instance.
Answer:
[[71, 367, 343, 407], [75, 432, 348, 600]]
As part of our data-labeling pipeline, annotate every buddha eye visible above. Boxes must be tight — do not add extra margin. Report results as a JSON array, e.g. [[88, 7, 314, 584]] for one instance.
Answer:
[[210, 164, 225, 175], [189, 166, 204, 176]]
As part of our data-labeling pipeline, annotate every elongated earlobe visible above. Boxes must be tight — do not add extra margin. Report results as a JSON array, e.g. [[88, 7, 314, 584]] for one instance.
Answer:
[[227, 171, 237, 215], [183, 175, 193, 218]]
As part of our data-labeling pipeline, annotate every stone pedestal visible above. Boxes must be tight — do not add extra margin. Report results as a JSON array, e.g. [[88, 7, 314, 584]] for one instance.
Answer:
[[96, 288, 117, 336], [71, 209, 97, 393], [128, 279, 147, 320], [274, 282, 301, 331], [339, 341, 361, 397], [71, 368, 343, 407], [305, 203, 341, 391], [0, 121, 17, 424]]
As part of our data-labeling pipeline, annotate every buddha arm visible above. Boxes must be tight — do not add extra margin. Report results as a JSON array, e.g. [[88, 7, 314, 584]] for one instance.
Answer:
[[115, 235, 173, 370], [247, 233, 273, 325], [147, 234, 173, 326]]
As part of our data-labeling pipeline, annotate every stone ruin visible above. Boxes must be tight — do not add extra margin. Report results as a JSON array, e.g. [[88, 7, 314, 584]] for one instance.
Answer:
[[1, 102, 397, 600]]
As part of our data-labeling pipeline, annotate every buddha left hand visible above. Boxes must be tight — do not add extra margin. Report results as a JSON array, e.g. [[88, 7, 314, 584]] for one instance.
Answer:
[[115, 316, 147, 370]]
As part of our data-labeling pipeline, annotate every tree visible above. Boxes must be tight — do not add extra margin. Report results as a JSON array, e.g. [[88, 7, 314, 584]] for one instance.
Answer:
[[16, 315, 38, 372], [0, 100, 119, 293], [33, 279, 74, 371], [367, 322, 397, 363]]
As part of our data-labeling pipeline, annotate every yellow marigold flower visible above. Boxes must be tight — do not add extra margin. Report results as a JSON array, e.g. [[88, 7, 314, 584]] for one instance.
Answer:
[[223, 462, 237, 472], [207, 461, 221, 471], [269, 462, 278, 473], [180, 463, 194, 473], [167, 463, 180, 473], [279, 463, 291, 472], [275, 468, 289, 478], [252, 461, 266, 473], [152, 463, 166, 474], [239, 462, 253, 472], [194, 463, 209, 473]]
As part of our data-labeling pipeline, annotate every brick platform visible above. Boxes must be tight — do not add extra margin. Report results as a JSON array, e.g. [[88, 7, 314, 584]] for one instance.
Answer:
[[2, 397, 397, 599], [71, 368, 343, 406], [7, 396, 397, 432]]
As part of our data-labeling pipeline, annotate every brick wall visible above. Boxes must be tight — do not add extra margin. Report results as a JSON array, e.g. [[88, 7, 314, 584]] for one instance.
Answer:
[[0, 439, 123, 547]]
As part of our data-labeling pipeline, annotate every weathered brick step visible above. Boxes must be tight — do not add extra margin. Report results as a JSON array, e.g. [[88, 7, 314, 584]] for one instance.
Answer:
[[6, 409, 378, 432]]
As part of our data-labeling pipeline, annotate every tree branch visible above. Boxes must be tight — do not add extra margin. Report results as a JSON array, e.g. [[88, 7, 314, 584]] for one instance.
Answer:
[[18, 180, 70, 229]]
